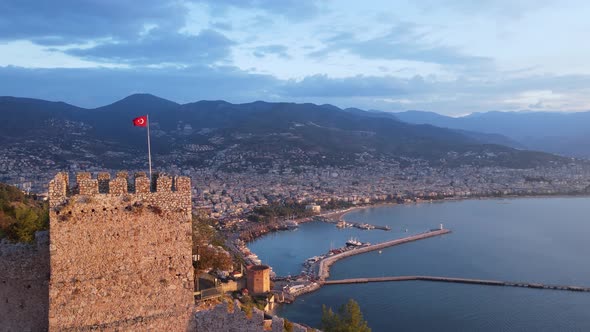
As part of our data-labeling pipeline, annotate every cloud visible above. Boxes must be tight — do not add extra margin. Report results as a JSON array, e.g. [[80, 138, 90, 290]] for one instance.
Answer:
[[211, 21, 233, 31], [280, 74, 429, 97], [416, 0, 553, 18], [0, 0, 186, 45], [252, 45, 291, 59], [193, 0, 324, 21], [310, 24, 492, 67], [65, 29, 235, 65], [0, 65, 280, 107]]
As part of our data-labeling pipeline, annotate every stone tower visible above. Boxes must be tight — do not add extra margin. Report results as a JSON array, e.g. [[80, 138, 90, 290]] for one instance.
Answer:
[[48, 171, 194, 331], [246, 265, 270, 295]]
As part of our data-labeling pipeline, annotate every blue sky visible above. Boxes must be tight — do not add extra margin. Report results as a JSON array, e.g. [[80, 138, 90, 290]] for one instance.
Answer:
[[1, 0, 589, 115]]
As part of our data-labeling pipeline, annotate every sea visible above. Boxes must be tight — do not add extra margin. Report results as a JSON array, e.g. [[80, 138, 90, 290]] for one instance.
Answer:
[[248, 197, 590, 332]]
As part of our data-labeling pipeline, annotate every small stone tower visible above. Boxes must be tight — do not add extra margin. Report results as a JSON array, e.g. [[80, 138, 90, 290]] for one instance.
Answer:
[[247, 265, 270, 295], [48, 171, 194, 331]]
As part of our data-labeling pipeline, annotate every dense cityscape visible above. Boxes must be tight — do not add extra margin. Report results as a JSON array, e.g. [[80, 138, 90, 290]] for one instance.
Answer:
[[4, 148, 590, 222]]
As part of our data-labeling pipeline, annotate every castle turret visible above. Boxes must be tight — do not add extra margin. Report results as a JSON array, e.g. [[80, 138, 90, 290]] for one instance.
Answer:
[[48, 171, 194, 331]]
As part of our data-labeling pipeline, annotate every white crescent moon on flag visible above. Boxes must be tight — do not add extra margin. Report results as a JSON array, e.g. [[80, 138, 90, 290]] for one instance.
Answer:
[[138, 118, 145, 125]]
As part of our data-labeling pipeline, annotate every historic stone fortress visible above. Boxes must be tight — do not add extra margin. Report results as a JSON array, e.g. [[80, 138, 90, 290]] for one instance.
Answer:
[[1, 171, 309, 332], [47, 171, 194, 330]]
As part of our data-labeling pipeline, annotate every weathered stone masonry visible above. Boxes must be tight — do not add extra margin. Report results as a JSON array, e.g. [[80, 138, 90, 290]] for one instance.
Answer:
[[0, 232, 49, 332], [48, 171, 194, 331], [193, 300, 309, 332]]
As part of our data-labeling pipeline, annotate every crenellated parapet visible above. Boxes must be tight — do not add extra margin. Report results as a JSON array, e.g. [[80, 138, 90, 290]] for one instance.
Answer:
[[48, 172, 69, 208], [48, 171, 192, 213], [47, 170, 195, 331], [135, 172, 151, 193]]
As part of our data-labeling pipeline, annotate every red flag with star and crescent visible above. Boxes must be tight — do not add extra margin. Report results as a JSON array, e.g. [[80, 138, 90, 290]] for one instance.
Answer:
[[133, 115, 147, 127]]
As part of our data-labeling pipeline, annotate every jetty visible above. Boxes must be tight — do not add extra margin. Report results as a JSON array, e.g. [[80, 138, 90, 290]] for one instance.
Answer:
[[348, 221, 391, 231], [323, 276, 590, 293], [274, 226, 590, 301], [317, 229, 451, 280]]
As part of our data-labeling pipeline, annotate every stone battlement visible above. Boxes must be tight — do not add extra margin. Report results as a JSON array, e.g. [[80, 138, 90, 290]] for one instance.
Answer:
[[50, 172, 190, 198], [48, 171, 191, 211], [47, 171, 194, 331]]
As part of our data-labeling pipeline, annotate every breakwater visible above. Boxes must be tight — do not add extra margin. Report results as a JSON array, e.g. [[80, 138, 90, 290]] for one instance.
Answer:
[[317, 229, 451, 280], [324, 276, 590, 293]]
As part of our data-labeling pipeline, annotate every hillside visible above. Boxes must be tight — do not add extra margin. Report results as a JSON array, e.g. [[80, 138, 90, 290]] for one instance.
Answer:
[[395, 110, 590, 158], [0, 95, 570, 179], [0, 183, 48, 243]]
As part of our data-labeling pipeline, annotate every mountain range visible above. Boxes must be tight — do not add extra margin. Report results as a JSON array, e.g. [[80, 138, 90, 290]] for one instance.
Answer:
[[394, 110, 590, 158], [0, 94, 570, 172]]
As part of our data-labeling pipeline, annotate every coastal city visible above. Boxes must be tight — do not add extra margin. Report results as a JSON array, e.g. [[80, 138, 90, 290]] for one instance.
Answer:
[[5, 1, 590, 331], [6, 149, 590, 308], [4, 153, 590, 222]]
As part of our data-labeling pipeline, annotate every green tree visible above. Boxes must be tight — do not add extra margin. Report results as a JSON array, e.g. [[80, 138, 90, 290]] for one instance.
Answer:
[[321, 299, 371, 332], [321, 305, 339, 331], [192, 211, 234, 271], [12, 205, 41, 243], [0, 183, 49, 243]]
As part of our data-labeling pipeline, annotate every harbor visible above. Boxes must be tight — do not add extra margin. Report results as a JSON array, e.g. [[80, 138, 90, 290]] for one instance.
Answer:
[[247, 198, 590, 314], [268, 198, 590, 331], [270, 227, 452, 301], [271, 225, 590, 304]]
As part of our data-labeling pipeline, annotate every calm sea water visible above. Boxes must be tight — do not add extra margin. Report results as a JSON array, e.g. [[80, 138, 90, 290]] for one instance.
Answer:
[[248, 197, 590, 331]]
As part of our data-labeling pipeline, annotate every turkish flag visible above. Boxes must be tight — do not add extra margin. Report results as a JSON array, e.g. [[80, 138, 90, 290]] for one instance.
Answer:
[[133, 115, 147, 127]]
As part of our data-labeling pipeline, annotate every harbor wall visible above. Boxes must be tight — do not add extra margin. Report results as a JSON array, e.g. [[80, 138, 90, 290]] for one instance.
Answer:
[[324, 275, 590, 293], [318, 229, 451, 280]]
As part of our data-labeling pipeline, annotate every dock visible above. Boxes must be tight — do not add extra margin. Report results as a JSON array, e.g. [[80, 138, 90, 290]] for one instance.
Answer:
[[277, 226, 590, 300], [347, 221, 391, 231], [323, 276, 590, 293], [317, 229, 451, 280]]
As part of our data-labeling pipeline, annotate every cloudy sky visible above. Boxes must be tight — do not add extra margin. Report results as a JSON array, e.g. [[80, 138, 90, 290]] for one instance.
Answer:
[[1, 0, 589, 115]]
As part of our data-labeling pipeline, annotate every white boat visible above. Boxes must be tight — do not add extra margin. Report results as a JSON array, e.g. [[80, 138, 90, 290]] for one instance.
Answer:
[[346, 237, 362, 247]]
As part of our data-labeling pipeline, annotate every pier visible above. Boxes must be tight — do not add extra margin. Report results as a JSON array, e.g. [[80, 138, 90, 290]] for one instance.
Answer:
[[323, 276, 590, 293], [346, 221, 391, 231], [317, 229, 451, 280]]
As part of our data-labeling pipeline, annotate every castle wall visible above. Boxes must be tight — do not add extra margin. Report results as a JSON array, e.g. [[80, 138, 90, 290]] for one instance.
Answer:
[[193, 300, 310, 332], [48, 172, 194, 331], [0, 231, 49, 332]]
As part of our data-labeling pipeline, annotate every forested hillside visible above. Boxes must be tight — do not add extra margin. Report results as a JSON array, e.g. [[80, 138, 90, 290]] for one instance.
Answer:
[[0, 183, 48, 243]]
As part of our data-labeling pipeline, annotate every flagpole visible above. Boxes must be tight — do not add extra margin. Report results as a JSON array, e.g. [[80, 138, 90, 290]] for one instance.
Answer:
[[147, 114, 153, 184]]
